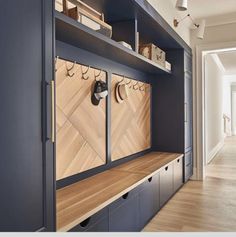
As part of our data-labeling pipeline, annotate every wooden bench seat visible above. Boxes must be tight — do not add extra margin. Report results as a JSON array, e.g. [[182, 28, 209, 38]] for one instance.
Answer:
[[57, 152, 183, 231]]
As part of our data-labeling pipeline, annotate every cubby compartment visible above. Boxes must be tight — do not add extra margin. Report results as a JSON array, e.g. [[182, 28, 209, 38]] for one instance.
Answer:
[[139, 173, 160, 229]]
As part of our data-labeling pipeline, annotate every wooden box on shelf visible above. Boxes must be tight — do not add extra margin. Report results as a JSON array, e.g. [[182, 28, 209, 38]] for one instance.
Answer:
[[139, 43, 166, 67], [62, 0, 112, 38]]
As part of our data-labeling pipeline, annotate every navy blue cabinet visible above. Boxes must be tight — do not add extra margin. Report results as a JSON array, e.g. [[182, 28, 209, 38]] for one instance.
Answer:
[[160, 163, 174, 207], [184, 151, 193, 182], [70, 208, 109, 232], [0, 0, 55, 231], [109, 189, 140, 232], [184, 72, 193, 152], [139, 174, 160, 229]]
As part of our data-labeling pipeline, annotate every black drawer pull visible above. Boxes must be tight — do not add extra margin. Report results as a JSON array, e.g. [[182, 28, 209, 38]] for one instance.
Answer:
[[177, 159, 180, 163], [165, 166, 168, 171], [148, 177, 153, 183], [122, 192, 129, 200], [80, 217, 91, 228]]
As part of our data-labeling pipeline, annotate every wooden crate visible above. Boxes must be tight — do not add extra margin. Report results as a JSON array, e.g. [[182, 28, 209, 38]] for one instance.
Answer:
[[62, 0, 112, 38], [139, 43, 165, 67]]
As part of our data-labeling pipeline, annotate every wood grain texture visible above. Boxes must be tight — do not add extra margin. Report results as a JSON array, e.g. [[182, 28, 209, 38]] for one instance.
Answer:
[[56, 58, 106, 180], [56, 152, 182, 231], [143, 136, 236, 232], [111, 74, 151, 161], [114, 152, 183, 175]]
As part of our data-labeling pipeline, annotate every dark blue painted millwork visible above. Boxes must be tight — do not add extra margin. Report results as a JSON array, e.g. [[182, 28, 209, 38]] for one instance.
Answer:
[[160, 163, 174, 207], [109, 189, 140, 232], [0, 0, 55, 232], [139, 173, 160, 229], [79, 0, 191, 52], [55, 12, 170, 75]]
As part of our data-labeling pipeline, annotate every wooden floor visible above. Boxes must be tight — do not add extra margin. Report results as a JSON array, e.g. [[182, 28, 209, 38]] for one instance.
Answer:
[[143, 136, 236, 232]]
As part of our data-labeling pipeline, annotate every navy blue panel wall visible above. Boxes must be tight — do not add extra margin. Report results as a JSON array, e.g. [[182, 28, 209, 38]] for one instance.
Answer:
[[0, 0, 55, 231], [152, 49, 185, 153]]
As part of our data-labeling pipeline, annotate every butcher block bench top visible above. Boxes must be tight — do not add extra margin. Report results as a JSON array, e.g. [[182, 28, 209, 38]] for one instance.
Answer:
[[56, 152, 183, 231]]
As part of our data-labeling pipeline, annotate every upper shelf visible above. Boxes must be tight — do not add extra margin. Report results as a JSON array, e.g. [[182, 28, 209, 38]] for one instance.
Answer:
[[55, 11, 171, 75]]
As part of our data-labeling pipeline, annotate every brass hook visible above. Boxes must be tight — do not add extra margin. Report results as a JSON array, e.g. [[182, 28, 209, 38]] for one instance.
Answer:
[[66, 61, 76, 77], [139, 82, 145, 91], [125, 79, 132, 88], [81, 65, 90, 80], [119, 75, 125, 83], [133, 81, 139, 90], [94, 69, 102, 81]]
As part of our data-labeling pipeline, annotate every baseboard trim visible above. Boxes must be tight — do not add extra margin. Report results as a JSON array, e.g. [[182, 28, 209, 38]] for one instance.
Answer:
[[207, 140, 224, 164]]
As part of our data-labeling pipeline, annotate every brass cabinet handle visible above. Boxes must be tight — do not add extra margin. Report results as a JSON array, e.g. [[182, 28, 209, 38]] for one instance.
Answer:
[[51, 80, 55, 143]]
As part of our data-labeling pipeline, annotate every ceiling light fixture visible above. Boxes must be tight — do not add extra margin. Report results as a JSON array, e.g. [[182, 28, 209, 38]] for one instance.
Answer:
[[173, 14, 206, 39], [176, 0, 188, 11]]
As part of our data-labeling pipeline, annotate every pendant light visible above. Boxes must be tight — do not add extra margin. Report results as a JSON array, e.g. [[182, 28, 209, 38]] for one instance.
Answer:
[[176, 0, 188, 11], [197, 19, 206, 39]]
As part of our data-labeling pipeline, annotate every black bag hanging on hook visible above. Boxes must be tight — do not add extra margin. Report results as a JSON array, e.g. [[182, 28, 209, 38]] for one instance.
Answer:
[[91, 80, 108, 106]]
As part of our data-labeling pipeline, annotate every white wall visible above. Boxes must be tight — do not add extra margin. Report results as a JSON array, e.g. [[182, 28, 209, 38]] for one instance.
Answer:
[[205, 54, 224, 163], [147, 0, 191, 46], [232, 85, 236, 135]]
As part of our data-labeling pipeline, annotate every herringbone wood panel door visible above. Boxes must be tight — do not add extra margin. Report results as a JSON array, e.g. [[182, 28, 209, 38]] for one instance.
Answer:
[[111, 74, 151, 161], [56, 59, 106, 180]]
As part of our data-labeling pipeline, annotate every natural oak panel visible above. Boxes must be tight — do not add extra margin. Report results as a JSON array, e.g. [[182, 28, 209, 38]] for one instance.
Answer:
[[111, 74, 151, 161], [56, 58, 106, 180], [56, 152, 182, 231]]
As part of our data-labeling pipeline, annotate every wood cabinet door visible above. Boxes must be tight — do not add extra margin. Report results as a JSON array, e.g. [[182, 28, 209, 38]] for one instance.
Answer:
[[0, 0, 55, 231]]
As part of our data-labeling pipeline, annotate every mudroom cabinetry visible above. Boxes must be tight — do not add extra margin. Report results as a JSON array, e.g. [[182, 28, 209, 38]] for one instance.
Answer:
[[0, 0, 193, 232]]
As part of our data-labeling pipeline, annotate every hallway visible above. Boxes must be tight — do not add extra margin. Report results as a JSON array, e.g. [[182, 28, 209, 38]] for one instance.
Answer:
[[143, 136, 236, 232]]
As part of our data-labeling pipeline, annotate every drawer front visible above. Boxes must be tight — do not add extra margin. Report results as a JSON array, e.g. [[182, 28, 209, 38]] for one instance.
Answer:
[[109, 192, 139, 232], [139, 173, 160, 229], [69, 207, 108, 232], [184, 151, 193, 182], [160, 163, 174, 207], [173, 157, 183, 192]]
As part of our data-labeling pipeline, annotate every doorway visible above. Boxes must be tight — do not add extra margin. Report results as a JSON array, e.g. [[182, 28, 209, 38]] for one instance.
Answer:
[[195, 42, 236, 180]]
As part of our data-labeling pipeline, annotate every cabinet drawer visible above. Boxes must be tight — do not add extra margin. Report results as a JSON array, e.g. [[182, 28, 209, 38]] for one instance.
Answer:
[[173, 157, 183, 192], [160, 163, 174, 207], [109, 190, 139, 232], [139, 173, 160, 229], [69, 207, 108, 232]]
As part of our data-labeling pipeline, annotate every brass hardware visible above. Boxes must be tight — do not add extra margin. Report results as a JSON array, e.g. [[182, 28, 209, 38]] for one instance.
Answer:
[[81, 65, 90, 80], [51, 80, 55, 143]]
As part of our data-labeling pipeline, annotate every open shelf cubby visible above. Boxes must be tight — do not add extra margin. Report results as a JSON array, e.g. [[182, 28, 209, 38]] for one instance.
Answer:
[[55, 11, 171, 75]]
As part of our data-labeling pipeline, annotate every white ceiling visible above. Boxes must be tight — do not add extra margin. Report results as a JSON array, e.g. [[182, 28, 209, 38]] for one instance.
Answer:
[[217, 51, 236, 75]]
